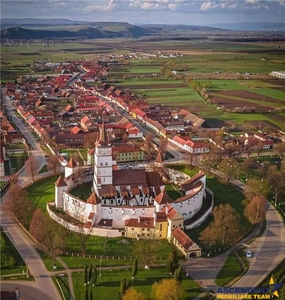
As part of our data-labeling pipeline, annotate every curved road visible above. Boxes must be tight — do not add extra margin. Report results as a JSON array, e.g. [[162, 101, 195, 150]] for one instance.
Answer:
[[1, 86, 284, 298], [182, 158, 285, 292], [1, 88, 60, 299]]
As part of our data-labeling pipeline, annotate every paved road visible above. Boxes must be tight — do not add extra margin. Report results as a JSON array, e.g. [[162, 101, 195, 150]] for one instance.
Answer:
[[1, 88, 61, 300], [1, 282, 54, 300], [233, 203, 285, 288], [182, 158, 285, 293]]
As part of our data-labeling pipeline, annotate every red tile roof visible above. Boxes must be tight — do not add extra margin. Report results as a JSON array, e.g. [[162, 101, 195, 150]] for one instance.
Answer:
[[55, 175, 67, 187], [66, 158, 78, 168], [125, 217, 155, 228], [97, 218, 113, 227], [172, 227, 193, 249], [87, 192, 101, 205]]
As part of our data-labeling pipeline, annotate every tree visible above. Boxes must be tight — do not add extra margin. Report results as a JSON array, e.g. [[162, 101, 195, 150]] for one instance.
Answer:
[[244, 195, 267, 225], [5, 184, 34, 229], [201, 151, 218, 175], [243, 178, 270, 202], [268, 172, 285, 206], [174, 266, 183, 283], [47, 155, 61, 175], [88, 263, 93, 283], [30, 209, 45, 242], [119, 278, 129, 299], [258, 161, 271, 179], [218, 159, 239, 185], [132, 258, 138, 279], [122, 132, 129, 144], [41, 131, 51, 145], [159, 137, 168, 158], [256, 140, 263, 157], [91, 265, 97, 286], [144, 133, 154, 155], [166, 249, 179, 275], [84, 265, 88, 286], [275, 141, 285, 159], [151, 279, 182, 300], [83, 132, 99, 149], [76, 226, 92, 255], [211, 204, 240, 246], [188, 152, 194, 169], [240, 158, 255, 181], [199, 225, 216, 249], [133, 231, 162, 268], [26, 155, 39, 182], [122, 288, 146, 300]]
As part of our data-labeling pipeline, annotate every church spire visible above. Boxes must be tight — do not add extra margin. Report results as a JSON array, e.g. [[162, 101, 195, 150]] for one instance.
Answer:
[[98, 120, 108, 145]]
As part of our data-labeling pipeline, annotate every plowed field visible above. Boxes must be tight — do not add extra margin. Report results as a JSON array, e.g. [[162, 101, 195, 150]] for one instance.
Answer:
[[210, 95, 273, 112], [218, 90, 283, 104]]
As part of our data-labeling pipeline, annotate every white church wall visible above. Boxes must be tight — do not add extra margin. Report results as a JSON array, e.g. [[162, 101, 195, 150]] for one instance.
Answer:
[[63, 192, 92, 223], [171, 189, 204, 220], [47, 204, 121, 237], [98, 205, 156, 228], [184, 187, 214, 229]]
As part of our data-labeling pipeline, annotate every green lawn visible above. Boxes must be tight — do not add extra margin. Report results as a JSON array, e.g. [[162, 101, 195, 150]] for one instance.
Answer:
[[73, 267, 202, 300], [165, 184, 182, 200], [215, 252, 243, 286], [36, 249, 64, 272], [69, 182, 93, 201], [26, 175, 58, 211], [1, 227, 25, 276]]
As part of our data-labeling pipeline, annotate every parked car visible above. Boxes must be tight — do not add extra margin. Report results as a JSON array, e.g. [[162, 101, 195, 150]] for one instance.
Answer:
[[246, 249, 252, 258]]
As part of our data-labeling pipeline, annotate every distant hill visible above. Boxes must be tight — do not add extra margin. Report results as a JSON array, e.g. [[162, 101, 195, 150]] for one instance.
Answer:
[[1, 18, 89, 28], [210, 22, 285, 31], [0, 24, 154, 40]]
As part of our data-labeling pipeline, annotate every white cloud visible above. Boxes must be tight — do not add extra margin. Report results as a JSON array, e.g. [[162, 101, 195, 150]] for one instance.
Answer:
[[244, 0, 260, 4]]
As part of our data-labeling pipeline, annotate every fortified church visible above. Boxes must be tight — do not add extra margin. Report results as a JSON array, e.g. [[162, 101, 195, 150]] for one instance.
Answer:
[[54, 124, 206, 257]]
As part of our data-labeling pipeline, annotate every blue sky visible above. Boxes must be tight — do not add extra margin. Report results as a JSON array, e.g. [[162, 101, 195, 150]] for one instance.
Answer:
[[1, 0, 285, 25]]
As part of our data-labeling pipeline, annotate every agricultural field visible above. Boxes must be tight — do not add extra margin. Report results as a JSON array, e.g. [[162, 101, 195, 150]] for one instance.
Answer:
[[2, 39, 285, 130]]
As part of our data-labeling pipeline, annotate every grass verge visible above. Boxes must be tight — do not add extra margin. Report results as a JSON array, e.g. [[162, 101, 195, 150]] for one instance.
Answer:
[[1, 227, 25, 276], [215, 252, 243, 287], [53, 273, 70, 300]]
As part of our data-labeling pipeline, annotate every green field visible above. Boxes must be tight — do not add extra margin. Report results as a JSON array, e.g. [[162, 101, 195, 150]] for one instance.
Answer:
[[73, 267, 202, 300]]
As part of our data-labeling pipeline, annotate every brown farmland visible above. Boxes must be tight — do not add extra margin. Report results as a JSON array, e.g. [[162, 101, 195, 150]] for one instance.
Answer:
[[118, 83, 188, 89], [209, 95, 273, 112], [217, 90, 284, 104]]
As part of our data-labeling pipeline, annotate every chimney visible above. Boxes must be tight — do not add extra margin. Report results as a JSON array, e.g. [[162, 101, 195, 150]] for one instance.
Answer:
[[138, 217, 140, 223], [165, 205, 169, 215]]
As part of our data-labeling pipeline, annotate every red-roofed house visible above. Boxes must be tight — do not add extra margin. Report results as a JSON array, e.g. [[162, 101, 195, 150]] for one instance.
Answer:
[[171, 227, 201, 258]]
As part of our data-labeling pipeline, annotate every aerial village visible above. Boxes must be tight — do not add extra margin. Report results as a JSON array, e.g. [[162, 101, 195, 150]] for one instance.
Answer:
[[1, 59, 284, 258]]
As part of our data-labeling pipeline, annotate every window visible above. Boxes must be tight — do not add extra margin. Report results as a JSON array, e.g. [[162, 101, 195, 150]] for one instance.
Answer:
[[142, 228, 145, 231], [160, 224, 162, 231], [131, 228, 134, 230], [105, 162, 108, 166]]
